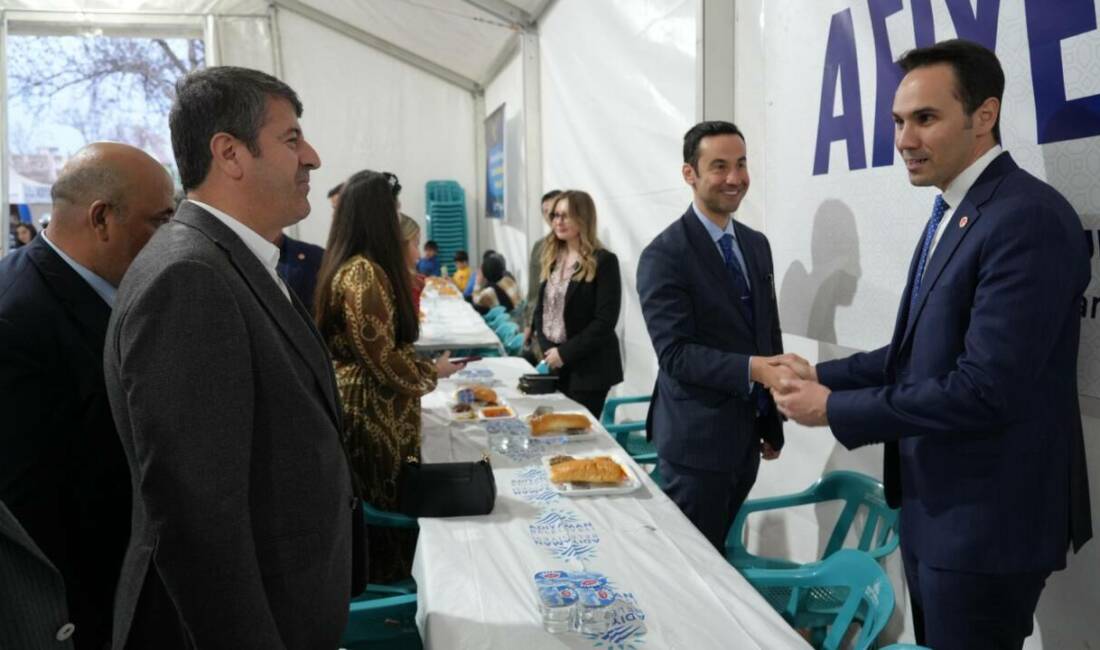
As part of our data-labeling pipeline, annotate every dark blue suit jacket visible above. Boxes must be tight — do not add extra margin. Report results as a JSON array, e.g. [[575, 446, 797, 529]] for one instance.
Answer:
[[0, 236, 131, 649], [277, 234, 325, 309], [638, 206, 784, 472], [819, 152, 1092, 574]]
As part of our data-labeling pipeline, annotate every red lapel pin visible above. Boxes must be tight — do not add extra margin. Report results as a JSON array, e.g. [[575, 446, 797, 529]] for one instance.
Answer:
[[959, 215, 969, 228]]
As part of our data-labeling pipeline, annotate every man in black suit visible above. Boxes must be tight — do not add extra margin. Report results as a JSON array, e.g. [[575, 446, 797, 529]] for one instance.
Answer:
[[104, 66, 356, 650], [637, 121, 793, 550], [0, 142, 175, 649], [276, 232, 324, 307], [0, 499, 75, 650]]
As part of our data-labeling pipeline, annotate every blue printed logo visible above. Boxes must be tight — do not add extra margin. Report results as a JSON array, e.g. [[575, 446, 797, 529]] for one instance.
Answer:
[[529, 509, 601, 562], [510, 467, 559, 504], [586, 592, 647, 649]]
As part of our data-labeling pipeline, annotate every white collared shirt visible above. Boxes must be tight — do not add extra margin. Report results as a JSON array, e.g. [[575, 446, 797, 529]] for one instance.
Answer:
[[926, 145, 1003, 262], [187, 199, 290, 302]]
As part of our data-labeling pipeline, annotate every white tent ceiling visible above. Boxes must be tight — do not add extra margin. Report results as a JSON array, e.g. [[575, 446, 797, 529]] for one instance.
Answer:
[[0, 0, 554, 91]]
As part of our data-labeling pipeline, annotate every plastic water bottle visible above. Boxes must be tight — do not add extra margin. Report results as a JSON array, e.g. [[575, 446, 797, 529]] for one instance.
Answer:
[[539, 586, 577, 633], [576, 587, 616, 635]]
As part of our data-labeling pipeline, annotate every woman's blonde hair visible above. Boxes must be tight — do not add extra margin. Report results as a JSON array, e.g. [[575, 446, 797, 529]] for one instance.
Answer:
[[540, 190, 602, 283], [399, 213, 420, 240]]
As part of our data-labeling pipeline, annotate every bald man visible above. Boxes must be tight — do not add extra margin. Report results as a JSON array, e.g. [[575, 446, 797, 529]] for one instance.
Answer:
[[0, 142, 174, 650]]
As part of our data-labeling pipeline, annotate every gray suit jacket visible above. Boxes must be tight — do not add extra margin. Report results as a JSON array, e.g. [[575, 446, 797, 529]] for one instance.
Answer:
[[0, 499, 75, 650], [103, 202, 354, 649]]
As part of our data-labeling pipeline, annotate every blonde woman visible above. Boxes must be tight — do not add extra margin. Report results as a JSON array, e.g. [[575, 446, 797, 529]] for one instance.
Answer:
[[531, 190, 623, 416], [400, 214, 425, 310]]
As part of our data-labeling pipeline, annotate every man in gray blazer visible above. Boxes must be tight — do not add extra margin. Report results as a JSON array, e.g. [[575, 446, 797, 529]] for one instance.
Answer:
[[103, 66, 355, 649], [0, 499, 75, 650]]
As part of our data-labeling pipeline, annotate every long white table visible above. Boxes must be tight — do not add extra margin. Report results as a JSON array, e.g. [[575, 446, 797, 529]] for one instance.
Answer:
[[415, 289, 504, 353], [413, 357, 809, 649]]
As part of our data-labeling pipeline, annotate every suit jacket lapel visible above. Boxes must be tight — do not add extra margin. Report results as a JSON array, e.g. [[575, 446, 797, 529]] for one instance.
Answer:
[[25, 236, 111, 359], [681, 208, 753, 330], [0, 501, 56, 571], [175, 204, 342, 427], [897, 152, 1016, 353]]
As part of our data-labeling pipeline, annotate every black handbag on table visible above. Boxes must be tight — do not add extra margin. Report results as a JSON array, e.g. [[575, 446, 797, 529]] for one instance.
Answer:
[[397, 455, 496, 517]]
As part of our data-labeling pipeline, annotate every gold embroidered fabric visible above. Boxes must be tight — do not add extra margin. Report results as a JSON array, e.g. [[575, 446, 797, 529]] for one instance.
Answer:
[[322, 255, 437, 583]]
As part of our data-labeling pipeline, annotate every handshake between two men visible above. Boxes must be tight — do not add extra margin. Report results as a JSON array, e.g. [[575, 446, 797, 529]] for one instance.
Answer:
[[749, 354, 830, 427]]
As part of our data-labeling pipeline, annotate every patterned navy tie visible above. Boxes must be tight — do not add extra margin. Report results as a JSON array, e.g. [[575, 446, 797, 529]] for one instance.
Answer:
[[718, 233, 754, 324], [909, 194, 948, 317]]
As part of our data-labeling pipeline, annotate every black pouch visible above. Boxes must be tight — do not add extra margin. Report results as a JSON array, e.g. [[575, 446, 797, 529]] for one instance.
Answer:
[[397, 455, 496, 517]]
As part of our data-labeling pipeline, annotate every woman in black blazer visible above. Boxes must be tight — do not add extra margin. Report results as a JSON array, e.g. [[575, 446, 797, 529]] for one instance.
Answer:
[[532, 190, 623, 417]]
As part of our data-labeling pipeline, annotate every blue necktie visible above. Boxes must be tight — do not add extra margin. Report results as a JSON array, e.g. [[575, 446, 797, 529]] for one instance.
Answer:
[[909, 194, 948, 317], [719, 234, 769, 415], [718, 233, 754, 323]]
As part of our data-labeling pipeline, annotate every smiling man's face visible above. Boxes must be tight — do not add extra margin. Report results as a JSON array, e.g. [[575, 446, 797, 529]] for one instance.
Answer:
[[684, 133, 749, 217]]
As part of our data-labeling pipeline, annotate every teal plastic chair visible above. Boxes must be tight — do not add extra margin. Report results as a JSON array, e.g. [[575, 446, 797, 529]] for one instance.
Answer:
[[484, 311, 508, 329], [494, 320, 519, 341], [741, 549, 896, 650], [485, 305, 507, 321], [504, 332, 525, 356], [341, 587, 422, 650], [726, 471, 899, 570], [599, 395, 661, 485], [362, 503, 418, 594]]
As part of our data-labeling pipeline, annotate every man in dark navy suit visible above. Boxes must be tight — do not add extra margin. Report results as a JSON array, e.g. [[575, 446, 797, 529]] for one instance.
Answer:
[[0, 142, 175, 649], [774, 40, 1092, 649], [637, 121, 793, 551], [276, 232, 324, 308]]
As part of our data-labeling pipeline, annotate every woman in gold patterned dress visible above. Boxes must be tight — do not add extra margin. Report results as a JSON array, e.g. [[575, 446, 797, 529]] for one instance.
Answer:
[[314, 170, 463, 583]]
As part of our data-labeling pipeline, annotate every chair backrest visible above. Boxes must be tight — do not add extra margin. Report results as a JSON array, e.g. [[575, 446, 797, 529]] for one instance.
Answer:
[[494, 320, 519, 340], [342, 591, 421, 650], [814, 472, 900, 561], [504, 332, 525, 356], [485, 305, 507, 320], [743, 549, 896, 650]]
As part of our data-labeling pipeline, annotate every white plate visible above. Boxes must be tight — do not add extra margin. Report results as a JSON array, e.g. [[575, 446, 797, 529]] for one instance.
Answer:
[[542, 454, 641, 497]]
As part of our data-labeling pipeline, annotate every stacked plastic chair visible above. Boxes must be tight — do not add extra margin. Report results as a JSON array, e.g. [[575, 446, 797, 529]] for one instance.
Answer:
[[425, 181, 468, 275]]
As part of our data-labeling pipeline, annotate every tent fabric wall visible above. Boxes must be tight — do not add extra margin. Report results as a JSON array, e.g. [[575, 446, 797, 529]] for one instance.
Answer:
[[538, 0, 695, 404], [275, 8, 476, 249]]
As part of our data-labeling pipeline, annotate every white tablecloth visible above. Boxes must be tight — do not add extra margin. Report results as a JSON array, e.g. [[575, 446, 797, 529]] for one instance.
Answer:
[[412, 357, 809, 649], [416, 292, 503, 352]]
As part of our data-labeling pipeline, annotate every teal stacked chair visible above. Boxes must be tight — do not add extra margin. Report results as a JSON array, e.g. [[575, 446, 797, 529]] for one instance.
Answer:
[[599, 395, 661, 485], [494, 319, 519, 341], [504, 331, 525, 356], [342, 588, 421, 650], [725, 471, 899, 571], [741, 549, 896, 650], [425, 181, 468, 274]]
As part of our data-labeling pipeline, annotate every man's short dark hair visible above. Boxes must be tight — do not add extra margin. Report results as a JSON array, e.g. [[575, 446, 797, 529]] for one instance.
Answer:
[[683, 121, 745, 171], [541, 189, 562, 203], [424, 240, 438, 252], [327, 183, 343, 199], [170, 66, 303, 191], [897, 39, 1004, 143], [454, 250, 469, 263]]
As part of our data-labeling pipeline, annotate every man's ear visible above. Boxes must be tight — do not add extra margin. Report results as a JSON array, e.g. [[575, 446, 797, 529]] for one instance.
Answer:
[[974, 96, 1000, 139], [682, 162, 697, 187], [209, 132, 246, 181], [88, 200, 111, 242]]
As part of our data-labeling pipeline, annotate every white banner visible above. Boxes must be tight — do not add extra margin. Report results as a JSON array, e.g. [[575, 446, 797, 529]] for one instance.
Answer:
[[760, 0, 1100, 397]]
